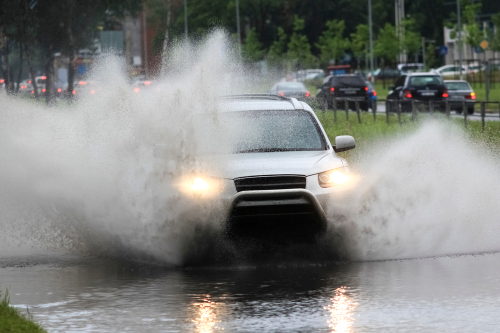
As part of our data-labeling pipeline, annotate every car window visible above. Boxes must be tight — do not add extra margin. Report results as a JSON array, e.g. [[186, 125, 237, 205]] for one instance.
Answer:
[[395, 76, 406, 87], [409, 76, 444, 86], [278, 82, 307, 92], [195, 110, 326, 154], [445, 82, 471, 90], [331, 76, 365, 87]]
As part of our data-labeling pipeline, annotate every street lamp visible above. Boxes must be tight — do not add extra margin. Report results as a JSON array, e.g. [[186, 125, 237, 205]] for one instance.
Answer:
[[368, 0, 374, 83], [236, 0, 241, 58]]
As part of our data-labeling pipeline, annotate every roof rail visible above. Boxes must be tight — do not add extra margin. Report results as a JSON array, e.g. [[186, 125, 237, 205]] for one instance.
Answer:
[[221, 94, 304, 110]]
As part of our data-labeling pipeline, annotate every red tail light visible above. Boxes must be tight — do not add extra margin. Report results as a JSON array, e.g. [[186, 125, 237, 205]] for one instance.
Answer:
[[442, 90, 449, 98], [278, 91, 284, 96], [144, 81, 151, 85], [330, 87, 335, 91], [134, 87, 140, 93], [90, 90, 95, 94], [79, 81, 86, 85], [31, 90, 34, 94], [0, 79, 4, 83], [57, 88, 61, 92], [41, 76, 47, 80], [403, 89, 412, 98], [470, 92, 476, 100], [28, 80, 31, 84], [42, 88, 46, 93], [305, 91, 310, 97], [72, 90, 76, 94], [372, 90, 377, 96], [365, 86, 369, 91]]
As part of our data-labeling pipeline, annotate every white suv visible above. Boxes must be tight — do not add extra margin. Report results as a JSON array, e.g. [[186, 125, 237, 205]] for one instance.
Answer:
[[181, 95, 355, 242]]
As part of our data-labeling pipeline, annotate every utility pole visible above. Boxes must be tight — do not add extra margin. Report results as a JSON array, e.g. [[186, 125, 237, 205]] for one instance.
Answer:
[[236, 0, 242, 58], [422, 37, 426, 68], [457, 0, 463, 80], [368, 0, 375, 83], [184, 0, 188, 39], [395, 0, 406, 64]]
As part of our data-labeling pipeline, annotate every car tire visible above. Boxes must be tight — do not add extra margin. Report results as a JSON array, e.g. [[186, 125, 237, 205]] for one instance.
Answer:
[[467, 107, 474, 115], [360, 102, 368, 111], [456, 108, 463, 114]]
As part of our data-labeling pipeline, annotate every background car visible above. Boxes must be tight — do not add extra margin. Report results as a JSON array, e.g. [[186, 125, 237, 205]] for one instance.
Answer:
[[444, 80, 475, 114], [316, 74, 369, 110], [367, 68, 401, 81], [270, 82, 310, 100], [366, 81, 377, 109], [386, 72, 448, 112], [435, 65, 469, 77]]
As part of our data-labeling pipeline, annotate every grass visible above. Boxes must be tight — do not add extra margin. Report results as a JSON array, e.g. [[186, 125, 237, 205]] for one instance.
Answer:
[[0, 290, 46, 333], [314, 109, 500, 164]]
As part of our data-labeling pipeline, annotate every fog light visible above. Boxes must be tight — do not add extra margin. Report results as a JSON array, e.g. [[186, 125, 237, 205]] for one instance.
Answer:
[[191, 178, 208, 191]]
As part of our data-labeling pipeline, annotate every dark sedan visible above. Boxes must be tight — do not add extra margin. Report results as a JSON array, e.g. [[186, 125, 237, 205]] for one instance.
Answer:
[[270, 82, 310, 100], [444, 80, 475, 115]]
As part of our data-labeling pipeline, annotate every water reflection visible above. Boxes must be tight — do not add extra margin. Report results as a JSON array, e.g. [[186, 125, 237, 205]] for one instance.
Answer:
[[192, 295, 219, 333], [325, 287, 357, 333]]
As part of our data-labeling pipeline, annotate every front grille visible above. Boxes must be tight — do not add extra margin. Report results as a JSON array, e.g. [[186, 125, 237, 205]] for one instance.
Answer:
[[234, 175, 306, 192]]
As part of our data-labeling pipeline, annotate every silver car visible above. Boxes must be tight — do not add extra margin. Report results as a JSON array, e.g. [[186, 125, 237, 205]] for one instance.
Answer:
[[180, 94, 355, 242]]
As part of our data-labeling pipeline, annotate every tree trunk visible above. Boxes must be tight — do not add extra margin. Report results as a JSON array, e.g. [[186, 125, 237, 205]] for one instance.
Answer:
[[1, 35, 11, 93], [25, 43, 38, 98], [16, 43, 23, 93], [67, 5, 75, 99], [45, 46, 55, 105], [161, 0, 172, 75]]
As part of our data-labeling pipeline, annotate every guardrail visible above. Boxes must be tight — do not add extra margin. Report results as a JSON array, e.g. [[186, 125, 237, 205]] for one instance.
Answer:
[[322, 98, 500, 131]]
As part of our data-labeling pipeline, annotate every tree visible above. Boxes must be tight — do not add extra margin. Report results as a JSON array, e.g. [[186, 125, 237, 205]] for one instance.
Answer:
[[374, 23, 399, 66], [489, 12, 500, 52], [463, 2, 483, 55], [316, 20, 350, 66], [425, 42, 437, 70], [242, 28, 264, 62], [267, 27, 287, 66], [350, 24, 369, 68], [402, 19, 422, 62], [287, 16, 316, 69]]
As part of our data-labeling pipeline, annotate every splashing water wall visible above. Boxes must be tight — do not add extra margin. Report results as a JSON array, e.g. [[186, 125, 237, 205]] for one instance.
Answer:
[[1, 31, 500, 265]]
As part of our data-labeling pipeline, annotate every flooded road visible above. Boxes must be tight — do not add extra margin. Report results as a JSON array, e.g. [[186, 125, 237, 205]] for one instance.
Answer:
[[2, 252, 500, 332]]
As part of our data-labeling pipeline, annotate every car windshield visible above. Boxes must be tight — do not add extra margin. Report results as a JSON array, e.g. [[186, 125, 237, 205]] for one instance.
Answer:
[[331, 76, 365, 87], [445, 82, 471, 91], [409, 76, 444, 87], [278, 82, 306, 92], [195, 110, 325, 154]]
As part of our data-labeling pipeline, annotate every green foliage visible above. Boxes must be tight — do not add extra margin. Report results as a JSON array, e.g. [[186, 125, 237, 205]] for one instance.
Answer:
[[425, 43, 437, 70], [463, 2, 483, 50], [489, 12, 500, 52], [374, 23, 399, 65], [287, 16, 317, 68], [402, 19, 422, 57], [267, 27, 288, 65], [316, 20, 350, 66], [0, 289, 46, 332], [242, 28, 264, 62], [350, 24, 369, 59]]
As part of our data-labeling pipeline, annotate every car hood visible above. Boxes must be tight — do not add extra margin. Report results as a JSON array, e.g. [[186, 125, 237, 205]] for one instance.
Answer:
[[198, 150, 344, 179]]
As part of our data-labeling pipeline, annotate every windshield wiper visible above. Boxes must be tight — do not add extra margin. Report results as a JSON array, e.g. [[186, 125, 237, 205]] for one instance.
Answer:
[[236, 148, 294, 153]]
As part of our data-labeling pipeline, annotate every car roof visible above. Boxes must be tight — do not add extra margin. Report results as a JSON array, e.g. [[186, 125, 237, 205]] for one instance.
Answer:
[[220, 94, 310, 112], [444, 80, 469, 83], [404, 72, 441, 77]]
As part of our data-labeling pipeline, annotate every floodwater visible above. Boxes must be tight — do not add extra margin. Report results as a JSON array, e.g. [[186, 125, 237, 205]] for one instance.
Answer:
[[2, 252, 500, 332]]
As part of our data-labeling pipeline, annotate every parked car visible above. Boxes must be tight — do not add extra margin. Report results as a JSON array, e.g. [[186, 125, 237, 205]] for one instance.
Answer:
[[398, 63, 424, 74], [444, 80, 475, 114], [435, 65, 469, 77], [185, 94, 355, 241], [270, 82, 310, 100], [316, 74, 369, 110], [386, 72, 448, 112], [367, 68, 401, 81], [366, 81, 377, 109]]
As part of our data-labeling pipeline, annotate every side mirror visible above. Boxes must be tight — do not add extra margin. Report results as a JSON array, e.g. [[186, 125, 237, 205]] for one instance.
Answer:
[[388, 86, 395, 91], [333, 135, 356, 153]]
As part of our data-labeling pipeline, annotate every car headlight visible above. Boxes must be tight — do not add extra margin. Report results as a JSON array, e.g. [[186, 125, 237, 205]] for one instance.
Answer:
[[178, 176, 222, 197], [318, 167, 350, 188]]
